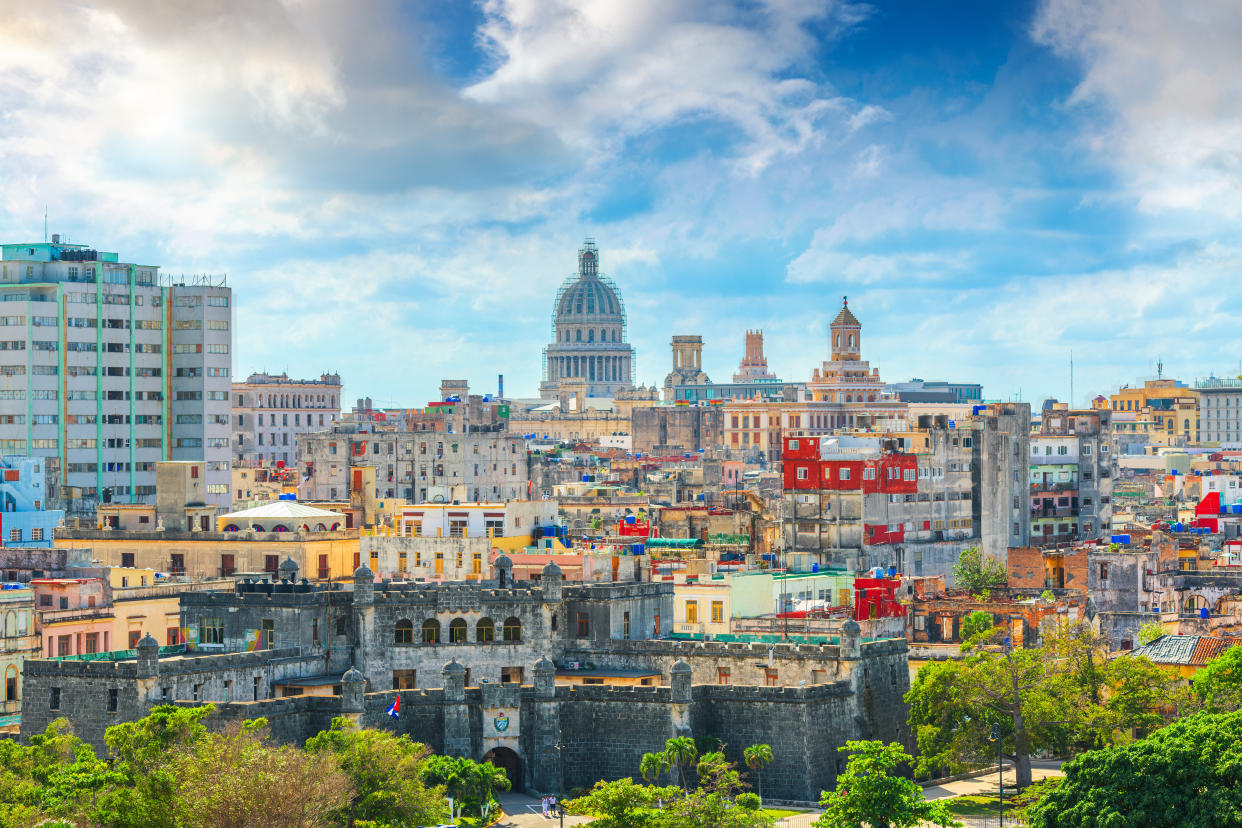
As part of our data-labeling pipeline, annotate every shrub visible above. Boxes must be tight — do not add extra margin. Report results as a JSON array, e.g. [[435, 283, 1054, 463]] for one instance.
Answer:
[[736, 792, 761, 811]]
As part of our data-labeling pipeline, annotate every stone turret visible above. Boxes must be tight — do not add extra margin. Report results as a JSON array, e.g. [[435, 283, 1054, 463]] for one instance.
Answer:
[[136, 634, 160, 679], [494, 554, 514, 588], [278, 557, 299, 581], [541, 560, 563, 602], [442, 659, 471, 756], [840, 619, 861, 659], [534, 656, 557, 699], [353, 563, 374, 605], [670, 659, 692, 703], [341, 666, 366, 715]]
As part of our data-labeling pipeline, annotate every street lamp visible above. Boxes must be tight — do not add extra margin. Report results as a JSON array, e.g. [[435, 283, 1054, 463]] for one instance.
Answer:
[[988, 724, 1004, 828]]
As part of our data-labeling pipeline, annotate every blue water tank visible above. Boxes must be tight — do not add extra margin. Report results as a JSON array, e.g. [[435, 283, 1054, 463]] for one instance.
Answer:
[[626, 515, 636, 524], [1232, 505, 1242, 514], [1152, 606, 1160, 613], [888, 566, 898, 577], [278, 493, 296, 501], [1173, 523, 1185, 532], [811, 562, 819, 573], [1111, 534, 1130, 544], [1200, 607, 1210, 619]]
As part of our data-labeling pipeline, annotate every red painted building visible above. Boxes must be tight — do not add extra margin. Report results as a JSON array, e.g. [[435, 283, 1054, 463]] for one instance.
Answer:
[[854, 576, 905, 620]]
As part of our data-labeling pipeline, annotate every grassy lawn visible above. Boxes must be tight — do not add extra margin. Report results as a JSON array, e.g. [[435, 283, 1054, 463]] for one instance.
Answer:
[[943, 795, 1011, 816], [760, 808, 809, 818]]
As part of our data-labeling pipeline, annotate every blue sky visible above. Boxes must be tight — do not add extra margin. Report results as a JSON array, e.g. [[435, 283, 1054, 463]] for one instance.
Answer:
[[2, 0, 1240, 407]]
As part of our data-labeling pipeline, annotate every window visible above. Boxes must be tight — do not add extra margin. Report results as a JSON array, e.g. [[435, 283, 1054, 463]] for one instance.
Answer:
[[395, 619, 414, 644], [421, 619, 441, 644], [50, 687, 61, 711], [796, 467, 808, 480], [840, 467, 850, 480], [393, 670, 417, 690], [685, 601, 698, 623], [576, 611, 590, 638], [503, 616, 522, 642], [449, 618, 468, 643], [711, 601, 724, 623], [764, 668, 778, 686], [199, 617, 224, 645], [477, 617, 495, 642]]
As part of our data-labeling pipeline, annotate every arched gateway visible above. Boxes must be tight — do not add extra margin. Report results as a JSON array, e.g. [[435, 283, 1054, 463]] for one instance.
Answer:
[[482, 746, 523, 792]]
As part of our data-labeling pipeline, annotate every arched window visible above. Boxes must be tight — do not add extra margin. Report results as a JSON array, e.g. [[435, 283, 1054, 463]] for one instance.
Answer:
[[314, 523, 327, 531], [449, 618, 468, 643], [3, 665, 16, 702], [550, 613, 557, 632], [477, 617, 495, 642], [251, 524, 265, 532], [223, 524, 241, 532], [503, 616, 522, 642], [849, 334, 855, 347], [421, 619, 441, 644], [395, 619, 414, 644], [588, 329, 594, 342], [272, 524, 289, 532], [834, 334, 840, 348], [576, 329, 582, 342]]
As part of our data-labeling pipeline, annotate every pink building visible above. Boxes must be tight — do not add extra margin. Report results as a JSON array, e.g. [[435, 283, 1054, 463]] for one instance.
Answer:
[[31, 578, 114, 657]]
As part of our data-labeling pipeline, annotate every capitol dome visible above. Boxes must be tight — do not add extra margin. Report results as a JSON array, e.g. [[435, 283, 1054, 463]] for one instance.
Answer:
[[540, 239, 636, 400]]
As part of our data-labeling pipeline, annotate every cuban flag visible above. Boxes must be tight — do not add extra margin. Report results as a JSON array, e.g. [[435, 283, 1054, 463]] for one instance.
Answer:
[[387, 694, 400, 720]]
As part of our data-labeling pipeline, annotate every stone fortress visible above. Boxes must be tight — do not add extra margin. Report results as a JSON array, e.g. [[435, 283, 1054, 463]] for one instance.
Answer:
[[20, 558, 911, 803]]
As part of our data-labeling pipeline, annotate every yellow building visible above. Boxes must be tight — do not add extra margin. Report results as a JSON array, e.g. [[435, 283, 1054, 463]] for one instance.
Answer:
[[55, 528, 361, 582], [674, 578, 732, 637], [1, 586, 38, 729], [1106, 379, 1200, 443]]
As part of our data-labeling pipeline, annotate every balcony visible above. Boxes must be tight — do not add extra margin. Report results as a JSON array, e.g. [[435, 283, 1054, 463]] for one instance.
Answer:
[[674, 622, 705, 634], [1031, 507, 1077, 519], [1031, 482, 1077, 494], [1032, 532, 1079, 547]]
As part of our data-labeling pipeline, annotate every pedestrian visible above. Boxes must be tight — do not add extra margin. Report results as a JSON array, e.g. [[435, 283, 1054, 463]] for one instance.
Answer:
[[550, 794, 558, 818], [541, 795, 549, 818]]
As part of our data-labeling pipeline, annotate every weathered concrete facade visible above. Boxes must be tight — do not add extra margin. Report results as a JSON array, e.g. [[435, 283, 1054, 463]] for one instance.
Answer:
[[632, 406, 725, 456]]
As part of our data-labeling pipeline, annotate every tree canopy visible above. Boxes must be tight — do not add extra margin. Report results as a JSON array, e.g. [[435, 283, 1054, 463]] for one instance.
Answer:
[[1192, 642, 1242, 713], [813, 741, 960, 828], [0, 706, 451, 828], [906, 621, 1183, 788], [1025, 711, 1242, 828], [951, 547, 1007, 594]]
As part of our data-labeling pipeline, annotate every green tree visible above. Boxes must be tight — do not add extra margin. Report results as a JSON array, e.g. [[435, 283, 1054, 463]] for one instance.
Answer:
[[958, 611, 995, 645], [566, 777, 678, 828], [663, 736, 698, 791], [813, 741, 960, 828], [907, 626, 1076, 789], [1192, 642, 1242, 712], [951, 547, 1007, 594], [422, 754, 510, 820], [1026, 711, 1242, 827], [172, 719, 352, 828], [640, 750, 671, 785], [305, 717, 448, 827], [1138, 621, 1166, 646], [742, 744, 773, 803]]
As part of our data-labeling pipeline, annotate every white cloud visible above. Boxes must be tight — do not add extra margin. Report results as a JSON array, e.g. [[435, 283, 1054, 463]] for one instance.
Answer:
[[465, 0, 876, 173], [1032, 0, 1242, 219]]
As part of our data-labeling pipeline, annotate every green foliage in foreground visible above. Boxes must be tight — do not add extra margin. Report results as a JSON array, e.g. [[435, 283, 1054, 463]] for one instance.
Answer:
[[813, 741, 960, 828], [1025, 711, 1242, 828], [0, 706, 450, 828], [568, 751, 775, 828]]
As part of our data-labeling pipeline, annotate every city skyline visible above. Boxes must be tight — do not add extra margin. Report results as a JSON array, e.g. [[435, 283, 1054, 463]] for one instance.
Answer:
[[2, 1, 1239, 407]]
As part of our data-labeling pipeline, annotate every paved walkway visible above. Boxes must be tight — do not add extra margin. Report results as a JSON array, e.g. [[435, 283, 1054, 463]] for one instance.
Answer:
[[922, 761, 1064, 801], [490, 792, 592, 827]]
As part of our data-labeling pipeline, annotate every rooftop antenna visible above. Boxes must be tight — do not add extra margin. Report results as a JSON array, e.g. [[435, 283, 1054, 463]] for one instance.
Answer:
[[1069, 350, 1074, 408], [1157, 357, 1164, 380], [43, 206, 47, 242]]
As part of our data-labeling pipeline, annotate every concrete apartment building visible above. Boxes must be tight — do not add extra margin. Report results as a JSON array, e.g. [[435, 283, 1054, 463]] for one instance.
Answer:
[[1195, 378, 1242, 446], [232, 372, 342, 467], [0, 238, 232, 514], [1030, 407, 1113, 546]]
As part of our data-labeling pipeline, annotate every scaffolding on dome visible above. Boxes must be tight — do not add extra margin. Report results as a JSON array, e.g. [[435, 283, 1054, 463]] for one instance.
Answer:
[[541, 239, 636, 385]]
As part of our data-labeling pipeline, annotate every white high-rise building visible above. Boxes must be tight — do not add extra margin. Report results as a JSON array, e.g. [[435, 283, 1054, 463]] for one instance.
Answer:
[[0, 237, 233, 514]]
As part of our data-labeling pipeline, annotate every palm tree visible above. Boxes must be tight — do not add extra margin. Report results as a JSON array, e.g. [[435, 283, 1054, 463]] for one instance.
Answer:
[[744, 743, 774, 803], [664, 736, 698, 791], [469, 760, 512, 819], [640, 750, 671, 785]]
